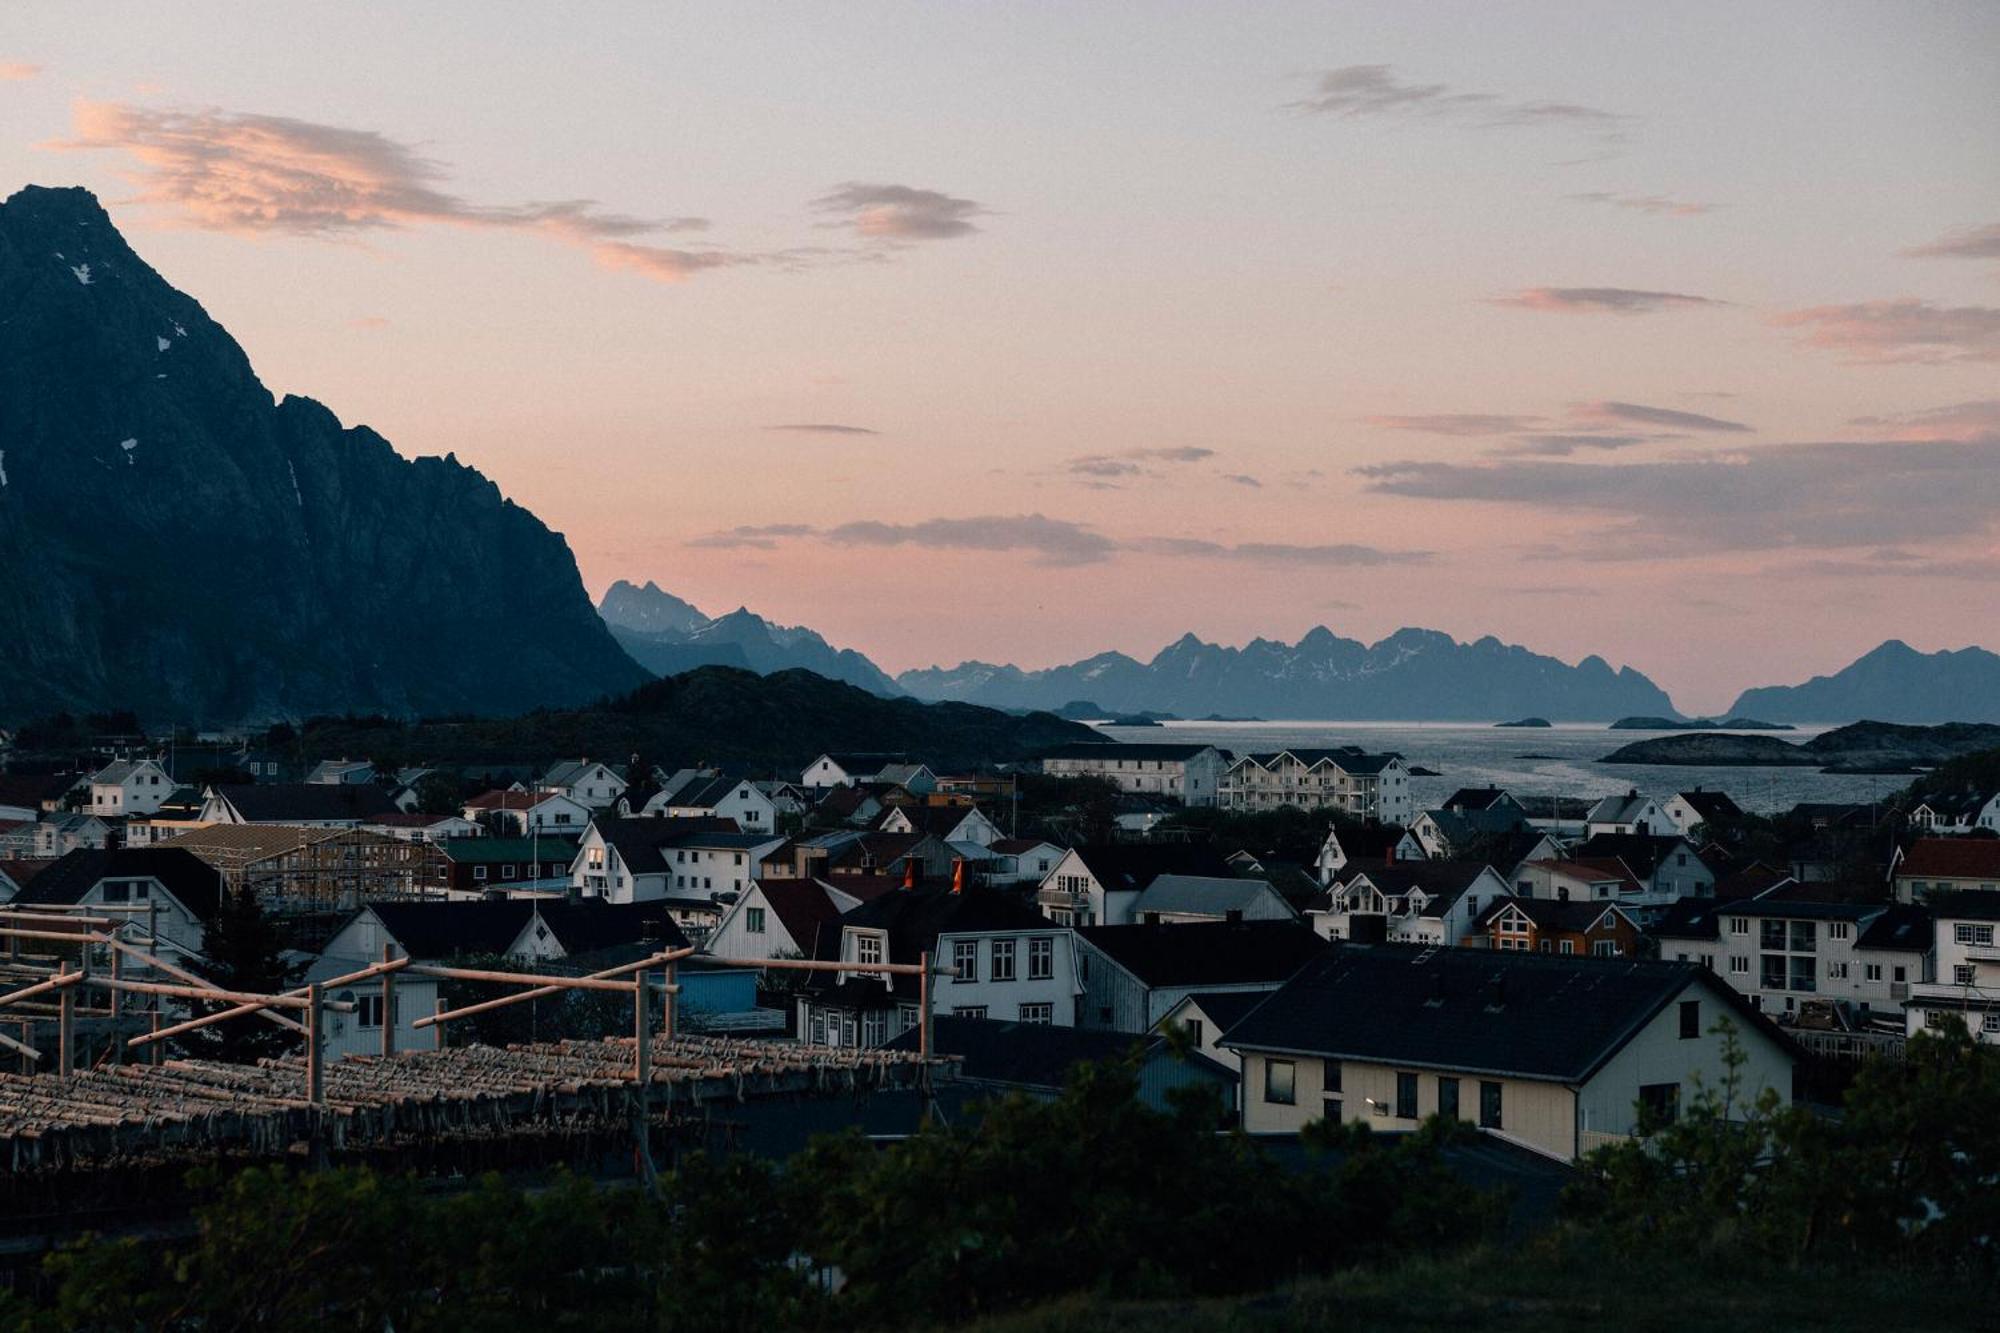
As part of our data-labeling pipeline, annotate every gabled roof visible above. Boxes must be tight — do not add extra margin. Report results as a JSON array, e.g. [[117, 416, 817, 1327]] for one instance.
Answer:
[[0, 773, 81, 809], [1076, 920, 1325, 989], [1223, 944, 1792, 1084], [814, 752, 911, 773], [1442, 787, 1514, 813], [1652, 896, 1721, 941], [532, 900, 690, 956], [1171, 989, 1274, 1036], [1522, 858, 1640, 893], [806, 887, 1054, 997], [360, 900, 538, 960], [1132, 874, 1294, 920], [664, 775, 761, 810], [367, 811, 473, 829], [539, 760, 623, 788], [1571, 832, 1692, 879], [1340, 860, 1500, 903], [1477, 897, 1634, 935], [1672, 789, 1743, 823], [210, 783, 396, 823], [1066, 843, 1234, 894], [751, 878, 849, 955], [1418, 807, 1531, 845], [1233, 748, 1400, 774], [1585, 792, 1657, 825], [590, 816, 739, 874], [1897, 838, 2000, 881], [16, 848, 225, 920], [464, 788, 573, 812], [878, 804, 985, 837], [91, 758, 164, 785]]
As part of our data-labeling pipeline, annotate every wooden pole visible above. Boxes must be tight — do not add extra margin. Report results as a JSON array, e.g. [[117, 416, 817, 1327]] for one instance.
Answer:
[[104, 937, 307, 1035], [0, 1024, 38, 1064], [433, 996, 446, 1050], [305, 981, 324, 1106], [918, 949, 933, 1062], [108, 944, 124, 1064], [57, 962, 73, 1078], [662, 959, 677, 1042], [380, 943, 397, 1058], [401, 962, 639, 993], [414, 947, 694, 1030], [149, 1008, 162, 1065], [633, 967, 652, 1083], [125, 957, 407, 1050]]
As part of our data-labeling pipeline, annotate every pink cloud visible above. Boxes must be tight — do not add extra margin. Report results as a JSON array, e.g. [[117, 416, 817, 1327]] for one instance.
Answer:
[[1848, 399, 2000, 443], [1772, 298, 2000, 365], [1903, 223, 2000, 261], [1491, 286, 1726, 314], [0, 61, 41, 81], [1568, 191, 1714, 217]]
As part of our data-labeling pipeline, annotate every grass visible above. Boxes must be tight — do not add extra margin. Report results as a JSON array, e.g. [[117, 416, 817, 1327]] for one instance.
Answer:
[[957, 1249, 1993, 1333]]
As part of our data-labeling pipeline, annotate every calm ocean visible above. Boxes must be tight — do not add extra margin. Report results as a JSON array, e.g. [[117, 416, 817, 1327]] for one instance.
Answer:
[[1090, 721, 1903, 815]]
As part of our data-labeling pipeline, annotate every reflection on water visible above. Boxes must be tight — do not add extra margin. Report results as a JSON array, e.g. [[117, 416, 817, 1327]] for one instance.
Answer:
[[1092, 720, 1903, 815]]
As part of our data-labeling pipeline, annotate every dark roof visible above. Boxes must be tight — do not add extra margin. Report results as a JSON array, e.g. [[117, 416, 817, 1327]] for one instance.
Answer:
[[1328, 824, 1412, 860], [1039, 742, 1217, 762], [817, 752, 911, 772], [807, 887, 1060, 998], [753, 878, 848, 955], [882, 1018, 1205, 1091], [1930, 889, 2000, 922], [1420, 807, 1531, 845], [1173, 989, 1273, 1036], [1652, 896, 1721, 941], [1342, 860, 1498, 900], [210, 783, 396, 823], [533, 900, 690, 956], [593, 816, 739, 874], [1855, 905, 1934, 953], [1897, 839, 2000, 881], [438, 836, 578, 865], [1070, 843, 1234, 894], [1236, 748, 1399, 773], [1572, 832, 1692, 879], [360, 900, 537, 960], [1223, 944, 1793, 1083], [0, 773, 80, 809], [1076, 920, 1326, 989], [879, 804, 986, 837], [815, 786, 878, 818], [1673, 789, 1744, 823], [16, 848, 225, 920], [1442, 787, 1514, 813]]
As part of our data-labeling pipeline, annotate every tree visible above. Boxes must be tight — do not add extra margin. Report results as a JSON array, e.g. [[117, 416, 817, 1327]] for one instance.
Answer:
[[174, 887, 300, 1063], [411, 771, 466, 816]]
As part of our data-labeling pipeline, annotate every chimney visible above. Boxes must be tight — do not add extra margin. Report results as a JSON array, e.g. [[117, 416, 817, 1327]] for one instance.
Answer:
[[1225, 908, 1244, 926], [951, 858, 967, 895], [902, 857, 919, 891]]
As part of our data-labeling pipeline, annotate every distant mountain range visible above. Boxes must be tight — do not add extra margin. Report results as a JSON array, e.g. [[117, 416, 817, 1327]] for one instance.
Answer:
[[1727, 642, 2000, 724], [0, 186, 648, 724], [599, 581, 902, 696]]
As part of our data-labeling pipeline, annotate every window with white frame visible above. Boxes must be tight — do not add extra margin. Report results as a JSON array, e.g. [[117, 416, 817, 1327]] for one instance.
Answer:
[[1729, 917, 1749, 936], [1265, 1058, 1296, 1106], [1865, 963, 1882, 981], [1955, 923, 1995, 946], [1729, 955, 1748, 975], [855, 934, 883, 968], [1028, 937, 1053, 980], [952, 939, 979, 983], [953, 1005, 987, 1019], [746, 907, 766, 934], [1018, 1002, 1053, 1024], [991, 938, 1016, 982], [1828, 922, 1850, 940], [1955, 965, 1978, 986]]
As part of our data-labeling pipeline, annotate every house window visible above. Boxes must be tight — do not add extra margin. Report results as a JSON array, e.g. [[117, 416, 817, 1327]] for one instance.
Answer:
[[1956, 923, 1996, 947], [1828, 922, 1850, 940], [1827, 961, 1849, 980], [1790, 921, 1816, 953], [473, 866, 488, 881], [1019, 1002, 1053, 1024], [1028, 937, 1053, 980], [1864, 963, 1882, 982], [1789, 956, 1817, 992], [1679, 1000, 1700, 1039], [1730, 956, 1749, 976], [501, 864, 516, 879], [1985, 1013, 2000, 1035], [1437, 1076, 1460, 1120], [952, 939, 979, 983], [1761, 955, 1787, 989], [1760, 920, 1785, 950], [1479, 1081, 1503, 1129], [856, 935, 883, 969], [990, 938, 1017, 982], [1395, 1070, 1418, 1120], [1560, 940, 1575, 955], [1593, 940, 1618, 957], [1729, 917, 1748, 936], [1324, 1060, 1342, 1116], [1265, 1059, 1297, 1106], [1639, 1082, 1680, 1125], [1955, 965, 1977, 986], [746, 907, 766, 935], [356, 994, 386, 1029]]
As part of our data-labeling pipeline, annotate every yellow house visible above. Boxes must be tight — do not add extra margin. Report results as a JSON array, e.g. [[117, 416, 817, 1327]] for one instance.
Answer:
[[1222, 943, 1797, 1161]]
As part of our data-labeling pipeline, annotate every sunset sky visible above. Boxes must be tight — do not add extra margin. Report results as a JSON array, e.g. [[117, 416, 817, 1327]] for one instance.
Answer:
[[3, 2, 1997, 714]]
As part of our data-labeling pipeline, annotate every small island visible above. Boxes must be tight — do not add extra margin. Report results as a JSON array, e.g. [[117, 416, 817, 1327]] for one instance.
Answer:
[[1495, 717, 1552, 728], [1602, 720, 2000, 768]]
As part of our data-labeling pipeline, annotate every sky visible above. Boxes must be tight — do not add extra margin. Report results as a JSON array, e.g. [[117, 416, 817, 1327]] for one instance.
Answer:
[[3, 2, 1997, 714]]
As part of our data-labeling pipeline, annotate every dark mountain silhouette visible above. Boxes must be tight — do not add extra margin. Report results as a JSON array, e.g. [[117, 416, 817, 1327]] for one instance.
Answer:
[[896, 627, 1680, 722], [1728, 641, 2000, 724], [0, 185, 650, 724]]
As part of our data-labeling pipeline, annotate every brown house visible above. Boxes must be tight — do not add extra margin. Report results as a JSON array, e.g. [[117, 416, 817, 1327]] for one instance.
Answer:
[[1478, 897, 1641, 958]]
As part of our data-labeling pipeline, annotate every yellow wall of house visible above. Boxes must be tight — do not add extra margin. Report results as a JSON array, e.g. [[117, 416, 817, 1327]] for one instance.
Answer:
[[1240, 1052, 1579, 1159]]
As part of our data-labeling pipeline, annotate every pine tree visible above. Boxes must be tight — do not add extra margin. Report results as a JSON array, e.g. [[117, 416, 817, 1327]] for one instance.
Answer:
[[174, 887, 300, 1063]]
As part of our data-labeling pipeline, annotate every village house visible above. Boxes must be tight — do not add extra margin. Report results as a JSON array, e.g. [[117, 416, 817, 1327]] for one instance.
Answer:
[[643, 773, 781, 832], [800, 753, 936, 793], [981, 838, 1067, 886], [85, 759, 174, 817], [9, 847, 223, 963], [1584, 792, 1674, 838], [1130, 874, 1297, 925], [797, 886, 1080, 1046], [199, 782, 406, 828], [1905, 891, 2000, 1043], [1662, 788, 1745, 838], [1892, 838, 2000, 904], [31, 813, 113, 858], [361, 811, 482, 844], [1570, 832, 1716, 913], [1218, 749, 1412, 824], [0, 773, 79, 821], [535, 760, 629, 812], [1314, 824, 1424, 886], [123, 787, 211, 847], [460, 788, 590, 836], [1511, 858, 1644, 905], [432, 836, 579, 896], [1407, 806, 1540, 862], [1653, 892, 1934, 1020], [1156, 989, 1273, 1077], [1907, 793, 1991, 835], [1034, 843, 1235, 927], [1309, 861, 1511, 946], [876, 802, 1003, 848], [1039, 742, 1229, 807], [306, 759, 377, 786], [703, 876, 884, 963], [1073, 919, 1325, 1034], [1225, 944, 1799, 1161], [1477, 898, 1641, 958]]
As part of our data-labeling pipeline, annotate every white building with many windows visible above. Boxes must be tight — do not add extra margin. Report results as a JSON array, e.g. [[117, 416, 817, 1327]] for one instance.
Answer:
[[1218, 749, 1412, 824], [1906, 892, 2000, 1043], [1039, 743, 1228, 806], [1653, 894, 1934, 1020]]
